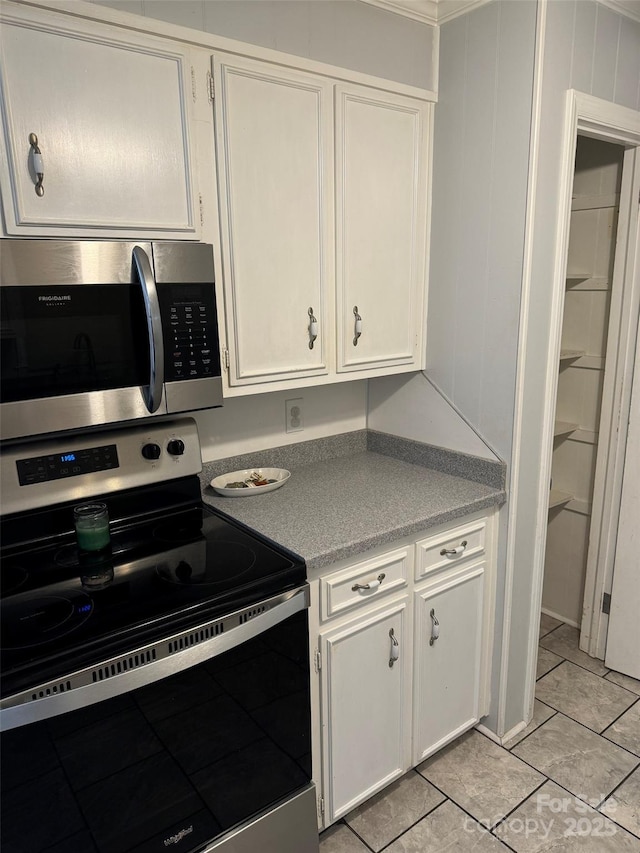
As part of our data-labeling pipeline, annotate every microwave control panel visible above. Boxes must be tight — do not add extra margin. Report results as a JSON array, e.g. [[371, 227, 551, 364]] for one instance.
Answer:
[[16, 444, 119, 486], [159, 283, 221, 382]]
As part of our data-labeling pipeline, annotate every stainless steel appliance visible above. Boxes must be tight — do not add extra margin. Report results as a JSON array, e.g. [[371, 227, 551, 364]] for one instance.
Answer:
[[0, 418, 318, 853], [0, 240, 223, 442]]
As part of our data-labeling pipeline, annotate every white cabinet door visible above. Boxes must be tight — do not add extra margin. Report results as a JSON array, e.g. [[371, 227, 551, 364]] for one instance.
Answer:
[[320, 598, 410, 822], [0, 4, 198, 238], [413, 563, 484, 765], [214, 54, 333, 386], [335, 85, 430, 374]]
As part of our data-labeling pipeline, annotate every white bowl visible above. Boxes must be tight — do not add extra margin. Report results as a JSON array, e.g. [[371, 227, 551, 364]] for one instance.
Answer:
[[210, 468, 291, 497]]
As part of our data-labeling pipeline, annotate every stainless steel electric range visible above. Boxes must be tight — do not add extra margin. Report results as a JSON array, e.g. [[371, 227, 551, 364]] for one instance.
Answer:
[[0, 418, 318, 853]]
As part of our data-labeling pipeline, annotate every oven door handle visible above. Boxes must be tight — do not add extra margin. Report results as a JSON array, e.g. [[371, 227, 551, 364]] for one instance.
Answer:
[[132, 245, 164, 414], [0, 585, 309, 731]]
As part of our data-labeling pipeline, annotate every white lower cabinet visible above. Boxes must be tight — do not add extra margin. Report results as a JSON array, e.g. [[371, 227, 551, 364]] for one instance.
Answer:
[[313, 510, 496, 828], [319, 597, 411, 823], [413, 562, 485, 765]]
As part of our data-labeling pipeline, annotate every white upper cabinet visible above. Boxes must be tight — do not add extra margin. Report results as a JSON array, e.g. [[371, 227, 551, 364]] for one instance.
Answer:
[[213, 54, 333, 385], [0, 4, 199, 238], [213, 58, 432, 393], [336, 85, 429, 374]]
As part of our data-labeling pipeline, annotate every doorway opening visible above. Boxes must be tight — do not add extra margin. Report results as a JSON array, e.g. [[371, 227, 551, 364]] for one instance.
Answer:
[[541, 133, 639, 680], [543, 137, 624, 627]]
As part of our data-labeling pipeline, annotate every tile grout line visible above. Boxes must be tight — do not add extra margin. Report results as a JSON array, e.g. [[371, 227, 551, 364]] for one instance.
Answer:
[[531, 693, 640, 751], [600, 696, 640, 736], [413, 769, 533, 843], [595, 759, 640, 812], [505, 708, 559, 752], [489, 778, 548, 841], [537, 647, 610, 681], [373, 796, 451, 852]]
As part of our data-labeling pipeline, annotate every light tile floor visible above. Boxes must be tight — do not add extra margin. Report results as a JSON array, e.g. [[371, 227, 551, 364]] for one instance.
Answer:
[[320, 617, 640, 852]]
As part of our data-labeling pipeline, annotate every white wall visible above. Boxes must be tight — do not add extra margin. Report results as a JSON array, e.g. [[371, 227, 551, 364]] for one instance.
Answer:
[[368, 373, 498, 460], [426, 0, 537, 462], [90, 0, 437, 91], [414, 0, 537, 738], [194, 380, 368, 461], [506, 0, 640, 733]]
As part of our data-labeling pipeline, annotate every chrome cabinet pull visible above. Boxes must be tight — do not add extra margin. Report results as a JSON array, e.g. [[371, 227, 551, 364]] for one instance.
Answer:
[[29, 133, 44, 197], [440, 540, 467, 557], [429, 608, 440, 646], [308, 307, 318, 349], [352, 572, 385, 593], [389, 627, 399, 667], [353, 306, 362, 346]]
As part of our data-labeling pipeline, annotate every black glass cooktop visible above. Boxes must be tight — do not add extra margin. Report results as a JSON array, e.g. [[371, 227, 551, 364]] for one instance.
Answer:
[[1, 496, 305, 698]]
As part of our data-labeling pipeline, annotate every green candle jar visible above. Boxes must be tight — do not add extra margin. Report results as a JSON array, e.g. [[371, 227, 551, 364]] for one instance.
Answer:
[[73, 502, 110, 553]]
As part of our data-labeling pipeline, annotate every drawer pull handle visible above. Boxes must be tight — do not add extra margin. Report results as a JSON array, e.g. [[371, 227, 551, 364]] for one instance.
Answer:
[[430, 609, 440, 646], [353, 305, 362, 346], [389, 627, 399, 667], [308, 307, 318, 350], [352, 572, 385, 593], [440, 540, 467, 557], [29, 132, 45, 197]]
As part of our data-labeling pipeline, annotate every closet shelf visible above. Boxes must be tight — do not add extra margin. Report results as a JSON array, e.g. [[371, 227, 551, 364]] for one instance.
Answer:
[[571, 193, 619, 211], [549, 489, 573, 510], [566, 274, 591, 287], [554, 420, 579, 437], [559, 349, 586, 361]]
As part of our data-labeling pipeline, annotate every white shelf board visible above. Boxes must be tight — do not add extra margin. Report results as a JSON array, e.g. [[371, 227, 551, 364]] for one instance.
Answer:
[[559, 348, 586, 361], [571, 193, 619, 211], [554, 420, 579, 437], [549, 489, 574, 510], [566, 274, 591, 287], [566, 276, 610, 291]]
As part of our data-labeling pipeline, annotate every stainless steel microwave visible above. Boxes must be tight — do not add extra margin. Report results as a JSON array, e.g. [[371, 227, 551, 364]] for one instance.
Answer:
[[0, 240, 222, 441]]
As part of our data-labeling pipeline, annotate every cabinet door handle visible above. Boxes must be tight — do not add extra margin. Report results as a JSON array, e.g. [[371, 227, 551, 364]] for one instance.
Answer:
[[429, 608, 440, 646], [29, 133, 44, 197], [389, 627, 399, 667], [352, 572, 385, 593], [440, 540, 467, 557], [353, 306, 362, 346], [308, 307, 318, 350]]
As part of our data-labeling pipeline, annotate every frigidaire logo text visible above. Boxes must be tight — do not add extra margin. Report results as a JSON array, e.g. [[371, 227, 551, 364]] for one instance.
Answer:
[[163, 825, 193, 846], [38, 295, 71, 302]]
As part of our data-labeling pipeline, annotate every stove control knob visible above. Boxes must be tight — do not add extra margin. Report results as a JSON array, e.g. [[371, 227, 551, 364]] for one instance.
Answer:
[[141, 443, 161, 460], [167, 439, 185, 457]]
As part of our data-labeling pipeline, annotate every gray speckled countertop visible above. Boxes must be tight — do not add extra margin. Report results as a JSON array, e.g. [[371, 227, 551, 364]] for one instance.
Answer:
[[200, 433, 505, 571]]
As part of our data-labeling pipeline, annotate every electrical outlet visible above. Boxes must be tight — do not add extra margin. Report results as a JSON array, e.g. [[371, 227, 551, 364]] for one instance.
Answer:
[[285, 398, 304, 433]]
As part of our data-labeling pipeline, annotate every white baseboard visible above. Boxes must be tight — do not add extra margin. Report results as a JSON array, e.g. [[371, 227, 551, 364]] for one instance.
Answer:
[[475, 720, 527, 746], [541, 606, 578, 629]]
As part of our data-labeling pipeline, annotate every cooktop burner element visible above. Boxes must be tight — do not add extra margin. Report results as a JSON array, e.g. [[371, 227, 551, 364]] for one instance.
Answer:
[[1, 591, 93, 650], [157, 541, 256, 586]]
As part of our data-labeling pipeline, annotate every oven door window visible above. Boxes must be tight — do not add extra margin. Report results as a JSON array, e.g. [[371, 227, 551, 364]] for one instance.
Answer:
[[0, 610, 311, 853], [0, 285, 150, 403]]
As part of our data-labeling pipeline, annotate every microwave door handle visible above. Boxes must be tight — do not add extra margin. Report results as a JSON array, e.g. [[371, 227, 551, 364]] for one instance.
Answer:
[[132, 246, 164, 413]]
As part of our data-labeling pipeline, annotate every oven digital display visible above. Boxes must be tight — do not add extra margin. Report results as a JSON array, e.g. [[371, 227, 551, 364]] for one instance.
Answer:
[[16, 444, 119, 486]]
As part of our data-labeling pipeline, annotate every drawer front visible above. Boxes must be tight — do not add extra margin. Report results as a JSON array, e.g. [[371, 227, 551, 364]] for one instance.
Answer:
[[415, 518, 486, 580], [321, 547, 411, 621]]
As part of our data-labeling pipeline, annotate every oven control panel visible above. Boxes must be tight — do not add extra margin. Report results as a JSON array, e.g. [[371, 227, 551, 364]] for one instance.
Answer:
[[2, 418, 202, 515], [16, 444, 119, 486]]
